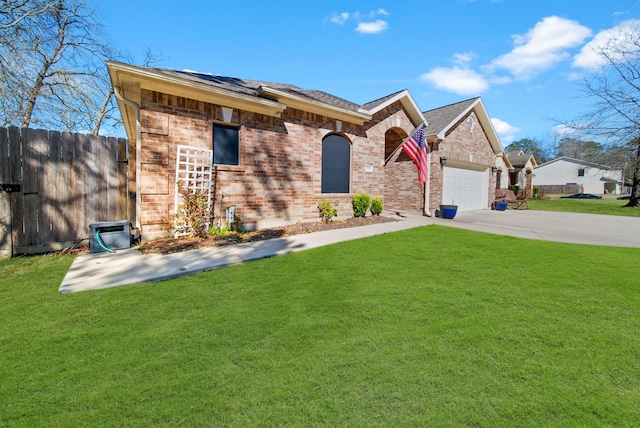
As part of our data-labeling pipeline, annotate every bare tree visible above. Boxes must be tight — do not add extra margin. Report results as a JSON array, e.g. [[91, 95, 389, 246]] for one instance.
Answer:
[[568, 24, 640, 207], [0, 0, 58, 30], [0, 0, 119, 134]]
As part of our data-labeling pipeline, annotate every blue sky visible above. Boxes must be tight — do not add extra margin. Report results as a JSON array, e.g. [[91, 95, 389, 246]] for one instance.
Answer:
[[94, 0, 640, 147]]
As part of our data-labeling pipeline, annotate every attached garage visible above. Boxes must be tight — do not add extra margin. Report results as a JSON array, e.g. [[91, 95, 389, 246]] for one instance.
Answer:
[[423, 97, 503, 215], [442, 164, 489, 212]]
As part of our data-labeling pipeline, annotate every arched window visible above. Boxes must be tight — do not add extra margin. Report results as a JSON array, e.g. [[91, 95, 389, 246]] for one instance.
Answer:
[[321, 134, 351, 193]]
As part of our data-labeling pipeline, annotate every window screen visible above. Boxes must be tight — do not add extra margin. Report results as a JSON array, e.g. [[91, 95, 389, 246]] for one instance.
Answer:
[[213, 124, 239, 166], [321, 134, 351, 193]]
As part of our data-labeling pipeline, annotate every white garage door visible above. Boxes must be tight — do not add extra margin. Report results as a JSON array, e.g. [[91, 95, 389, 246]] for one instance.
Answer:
[[442, 166, 488, 212]]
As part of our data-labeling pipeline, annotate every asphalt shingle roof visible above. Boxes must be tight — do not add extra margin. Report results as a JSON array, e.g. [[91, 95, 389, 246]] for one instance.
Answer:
[[153, 68, 363, 112], [361, 90, 406, 111], [505, 150, 533, 166], [422, 97, 479, 137]]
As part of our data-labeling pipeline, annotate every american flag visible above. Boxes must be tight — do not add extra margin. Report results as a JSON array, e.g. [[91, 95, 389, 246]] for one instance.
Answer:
[[402, 124, 428, 184]]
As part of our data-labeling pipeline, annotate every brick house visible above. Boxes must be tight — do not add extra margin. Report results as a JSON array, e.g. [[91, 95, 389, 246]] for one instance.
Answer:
[[423, 98, 503, 212], [503, 150, 538, 197], [107, 61, 501, 240]]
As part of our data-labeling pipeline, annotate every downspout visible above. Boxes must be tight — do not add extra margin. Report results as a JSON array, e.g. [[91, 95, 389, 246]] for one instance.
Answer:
[[113, 86, 141, 232], [424, 151, 431, 216]]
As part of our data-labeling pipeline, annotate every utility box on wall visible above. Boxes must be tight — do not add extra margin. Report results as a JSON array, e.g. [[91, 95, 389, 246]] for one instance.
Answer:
[[89, 220, 131, 254], [226, 205, 235, 225]]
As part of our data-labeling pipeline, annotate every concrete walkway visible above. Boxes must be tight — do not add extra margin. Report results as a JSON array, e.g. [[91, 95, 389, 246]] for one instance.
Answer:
[[59, 210, 640, 293], [59, 217, 428, 293]]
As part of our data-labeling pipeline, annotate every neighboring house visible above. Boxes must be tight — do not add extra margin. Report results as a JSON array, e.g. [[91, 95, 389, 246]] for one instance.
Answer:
[[533, 156, 623, 195], [423, 98, 504, 212], [494, 155, 512, 190], [503, 150, 537, 196], [107, 61, 501, 240]]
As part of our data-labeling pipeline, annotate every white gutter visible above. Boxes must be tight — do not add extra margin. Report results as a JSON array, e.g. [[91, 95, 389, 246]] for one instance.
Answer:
[[113, 86, 141, 231], [106, 61, 287, 118]]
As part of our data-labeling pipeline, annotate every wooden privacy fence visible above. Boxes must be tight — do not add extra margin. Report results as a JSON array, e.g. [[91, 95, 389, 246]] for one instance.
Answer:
[[0, 127, 134, 257], [535, 184, 581, 196]]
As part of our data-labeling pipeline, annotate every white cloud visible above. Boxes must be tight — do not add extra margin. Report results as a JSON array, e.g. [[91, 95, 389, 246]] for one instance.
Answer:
[[331, 12, 350, 25], [552, 124, 578, 137], [420, 66, 489, 95], [491, 118, 521, 143], [488, 16, 592, 80], [573, 19, 640, 70], [490, 75, 512, 85], [356, 20, 388, 34], [371, 8, 388, 17], [330, 9, 390, 34], [419, 17, 592, 93], [452, 52, 476, 65]]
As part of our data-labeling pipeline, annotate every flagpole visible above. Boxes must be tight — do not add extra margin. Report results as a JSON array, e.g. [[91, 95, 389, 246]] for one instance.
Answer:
[[384, 141, 406, 165], [383, 124, 425, 166]]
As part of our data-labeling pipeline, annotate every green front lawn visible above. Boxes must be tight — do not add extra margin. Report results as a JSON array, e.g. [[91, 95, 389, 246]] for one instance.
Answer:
[[1, 226, 639, 426], [528, 196, 640, 217]]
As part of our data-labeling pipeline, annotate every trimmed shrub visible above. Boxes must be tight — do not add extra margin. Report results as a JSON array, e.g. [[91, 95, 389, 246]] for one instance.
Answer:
[[318, 199, 337, 222], [352, 193, 371, 217], [370, 196, 384, 215]]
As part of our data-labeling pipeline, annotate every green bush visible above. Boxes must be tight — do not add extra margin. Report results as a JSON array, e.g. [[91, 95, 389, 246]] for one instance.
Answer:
[[231, 214, 244, 232], [508, 184, 520, 196], [352, 193, 371, 217], [370, 196, 384, 215], [317, 199, 337, 222], [208, 226, 229, 237]]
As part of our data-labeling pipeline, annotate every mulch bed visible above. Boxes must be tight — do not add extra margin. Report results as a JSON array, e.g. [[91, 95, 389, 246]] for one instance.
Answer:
[[139, 216, 397, 255]]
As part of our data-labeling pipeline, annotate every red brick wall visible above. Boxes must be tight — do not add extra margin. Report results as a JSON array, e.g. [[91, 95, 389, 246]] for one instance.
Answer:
[[365, 101, 426, 214], [137, 91, 420, 237], [428, 111, 497, 210]]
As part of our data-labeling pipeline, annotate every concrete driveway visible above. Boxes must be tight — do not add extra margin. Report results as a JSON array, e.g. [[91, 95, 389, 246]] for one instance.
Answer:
[[429, 209, 640, 248]]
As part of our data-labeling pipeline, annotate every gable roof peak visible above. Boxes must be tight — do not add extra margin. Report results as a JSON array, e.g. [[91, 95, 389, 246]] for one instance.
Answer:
[[422, 97, 481, 137], [362, 89, 427, 127], [421, 96, 502, 154], [506, 149, 525, 156], [361, 89, 407, 110]]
